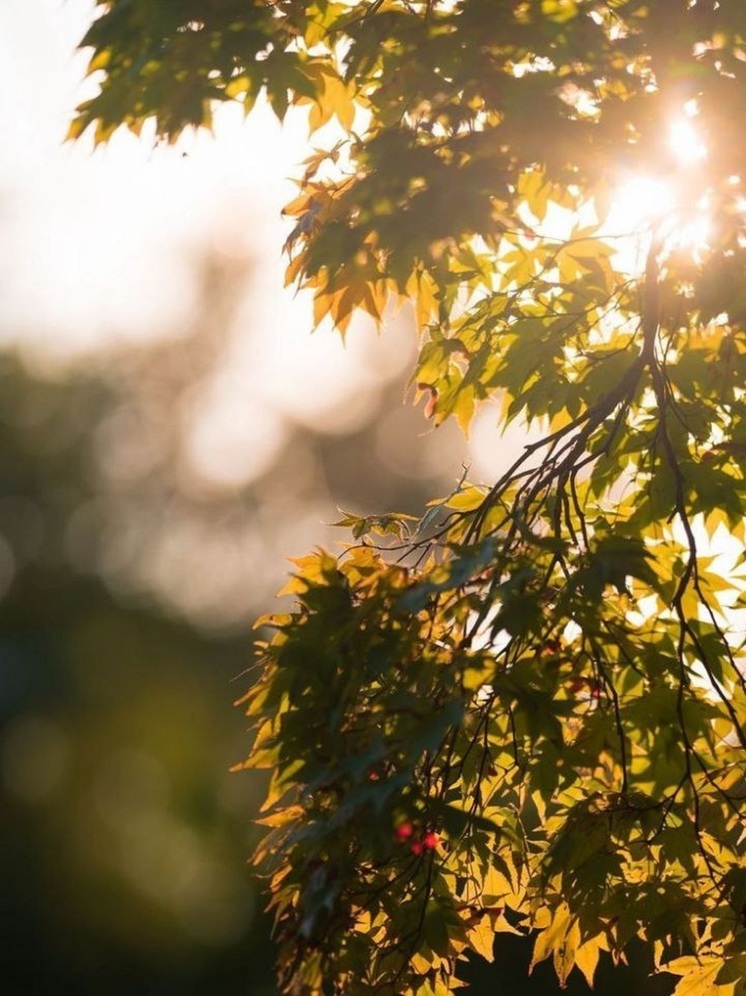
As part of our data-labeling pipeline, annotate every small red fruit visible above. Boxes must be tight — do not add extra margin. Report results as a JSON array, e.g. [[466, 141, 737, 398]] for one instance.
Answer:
[[422, 831, 439, 850], [395, 822, 414, 842], [410, 831, 439, 855]]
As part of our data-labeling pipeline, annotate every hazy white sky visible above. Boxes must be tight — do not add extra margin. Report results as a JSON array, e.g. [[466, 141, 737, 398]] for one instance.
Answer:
[[0, 1, 424, 434], [0, 1, 297, 352]]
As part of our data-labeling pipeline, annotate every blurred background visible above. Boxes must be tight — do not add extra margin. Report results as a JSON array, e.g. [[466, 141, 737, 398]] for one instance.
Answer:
[[0, 2, 671, 993]]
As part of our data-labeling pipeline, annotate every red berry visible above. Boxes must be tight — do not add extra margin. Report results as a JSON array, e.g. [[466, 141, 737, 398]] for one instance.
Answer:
[[395, 822, 414, 842], [422, 831, 439, 850], [411, 841, 424, 856]]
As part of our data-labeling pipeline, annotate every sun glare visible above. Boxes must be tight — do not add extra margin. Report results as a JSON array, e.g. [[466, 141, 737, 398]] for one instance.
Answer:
[[669, 117, 707, 166], [606, 107, 712, 273], [615, 176, 676, 227]]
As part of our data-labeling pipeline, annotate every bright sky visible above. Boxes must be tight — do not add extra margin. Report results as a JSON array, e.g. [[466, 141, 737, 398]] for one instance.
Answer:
[[0, 0, 301, 343], [0, 0, 416, 427]]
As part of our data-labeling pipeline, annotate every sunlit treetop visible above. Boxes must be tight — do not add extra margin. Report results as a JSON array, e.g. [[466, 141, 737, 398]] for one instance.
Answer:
[[73, 1, 746, 334], [73, 4, 746, 996]]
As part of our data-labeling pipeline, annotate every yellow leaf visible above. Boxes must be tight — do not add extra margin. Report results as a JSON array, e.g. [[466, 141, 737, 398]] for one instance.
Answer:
[[666, 957, 737, 996], [444, 485, 489, 512], [87, 48, 111, 74], [530, 903, 581, 986], [553, 917, 581, 986], [278, 549, 339, 594], [406, 268, 440, 329], [325, 73, 356, 132], [518, 169, 551, 222], [482, 862, 514, 901], [575, 934, 605, 988], [65, 116, 89, 143], [410, 952, 433, 975], [490, 909, 523, 936], [468, 914, 495, 962], [225, 75, 250, 99], [531, 904, 570, 968], [301, 63, 357, 134], [252, 612, 292, 630], [255, 804, 304, 828]]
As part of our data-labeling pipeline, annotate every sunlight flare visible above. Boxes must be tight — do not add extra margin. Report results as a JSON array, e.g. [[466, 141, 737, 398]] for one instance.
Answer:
[[669, 117, 707, 167]]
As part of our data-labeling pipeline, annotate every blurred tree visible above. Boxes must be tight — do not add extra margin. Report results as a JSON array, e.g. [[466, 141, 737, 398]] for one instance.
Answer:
[[71, 3, 746, 996], [0, 346, 277, 993], [0, 246, 461, 992]]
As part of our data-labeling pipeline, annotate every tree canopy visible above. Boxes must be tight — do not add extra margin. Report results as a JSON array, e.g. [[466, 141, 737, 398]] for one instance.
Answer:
[[72, 3, 746, 994]]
